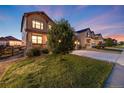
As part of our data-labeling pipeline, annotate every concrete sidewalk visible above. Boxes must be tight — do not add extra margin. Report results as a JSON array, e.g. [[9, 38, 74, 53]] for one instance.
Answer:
[[105, 50, 124, 88], [105, 64, 124, 87], [117, 51, 124, 66]]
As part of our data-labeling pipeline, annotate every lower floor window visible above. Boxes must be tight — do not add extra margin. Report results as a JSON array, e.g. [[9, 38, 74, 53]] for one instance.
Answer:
[[32, 35, 42, 44]]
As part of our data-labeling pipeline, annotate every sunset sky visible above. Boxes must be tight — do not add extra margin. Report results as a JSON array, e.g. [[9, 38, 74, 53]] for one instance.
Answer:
[[0, 5, 124, 41]]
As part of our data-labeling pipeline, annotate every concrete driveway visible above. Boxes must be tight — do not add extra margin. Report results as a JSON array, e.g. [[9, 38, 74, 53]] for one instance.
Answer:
[[72, 50, 124, 88], [72, 50, 120, 63]]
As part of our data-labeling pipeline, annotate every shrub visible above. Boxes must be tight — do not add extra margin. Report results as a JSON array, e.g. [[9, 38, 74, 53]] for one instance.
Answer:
[[41, 48, 49, 54], [26, 48, 41, 57], [95, 45, 100, 49]]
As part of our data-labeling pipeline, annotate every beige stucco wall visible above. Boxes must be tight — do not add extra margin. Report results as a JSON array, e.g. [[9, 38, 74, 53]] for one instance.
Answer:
[[77, 30, 93, 48], [9, 41, 22, 46]]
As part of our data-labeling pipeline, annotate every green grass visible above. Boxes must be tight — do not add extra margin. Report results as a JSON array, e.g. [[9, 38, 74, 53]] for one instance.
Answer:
[[0, 54, 113, 88], [102, 48, 123, 53], [114, 45, 124, 48]]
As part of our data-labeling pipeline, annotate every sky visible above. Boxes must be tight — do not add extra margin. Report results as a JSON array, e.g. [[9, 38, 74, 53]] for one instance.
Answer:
[[0, 5, 124, 41]]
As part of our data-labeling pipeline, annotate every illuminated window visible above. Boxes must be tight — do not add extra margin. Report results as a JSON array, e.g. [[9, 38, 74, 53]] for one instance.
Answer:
[[32, 36, 42, 44], [87, 32, 90, 37], [32, 36, 37, 43], [35, 21, 41, 29], [32, 20, 43, 30], [38, 36, 42, 44], [48, 25, 52, 30]]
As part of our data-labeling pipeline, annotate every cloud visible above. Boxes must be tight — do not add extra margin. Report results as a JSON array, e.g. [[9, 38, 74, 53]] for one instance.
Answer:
[[93, 23, 124, 31], [76, 5, 88, 10], [0, 15, 7, 21], [75, 6, 118, 29], [51, 6, 64, 19], [74, 6, 124, 37], [33, 5, 64, 20], [0, 15, 4, 20]]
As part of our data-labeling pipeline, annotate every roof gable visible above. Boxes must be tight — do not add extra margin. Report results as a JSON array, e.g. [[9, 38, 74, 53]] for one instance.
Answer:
[[95, 33, 102, 36], [76, 28, 91, 33], [5, 36, 21, 41], [21, 11, 55, 32], [24, 11, 54, 23], [0, 37, 8, 41]]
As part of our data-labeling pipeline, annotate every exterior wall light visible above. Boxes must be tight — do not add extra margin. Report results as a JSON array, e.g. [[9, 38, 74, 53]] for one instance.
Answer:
[[58, 40, 61, 43], [74, 41, 80, 45], [74, 41, 77, 44], [77, 42, 80, 45]]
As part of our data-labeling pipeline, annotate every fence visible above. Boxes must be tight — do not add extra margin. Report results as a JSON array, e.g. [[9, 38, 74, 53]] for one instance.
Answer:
[[0, 46, 25, 59]]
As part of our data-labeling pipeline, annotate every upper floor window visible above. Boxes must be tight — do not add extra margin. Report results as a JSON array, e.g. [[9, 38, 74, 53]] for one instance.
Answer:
[[32, 20, 43, 30], [87, 32, 90, 37], [48, 25, 52, 30]]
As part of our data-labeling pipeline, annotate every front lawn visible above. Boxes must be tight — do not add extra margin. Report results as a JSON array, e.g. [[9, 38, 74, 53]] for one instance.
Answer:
[[114, 45, 124, 48], [0, 54, 113, 88]]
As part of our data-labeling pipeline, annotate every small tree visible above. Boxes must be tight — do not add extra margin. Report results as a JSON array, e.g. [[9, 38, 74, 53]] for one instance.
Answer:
[[104, 38, 118, 47], [104, 38, 113, 47], [47, 19, 75, 54], [119, 41, 124, 45]]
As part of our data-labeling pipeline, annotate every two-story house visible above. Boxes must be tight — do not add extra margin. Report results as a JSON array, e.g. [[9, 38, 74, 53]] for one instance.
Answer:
[[21, 11, 54, 49], [75, 28, 104, 49], [76, 28, 96, 48]]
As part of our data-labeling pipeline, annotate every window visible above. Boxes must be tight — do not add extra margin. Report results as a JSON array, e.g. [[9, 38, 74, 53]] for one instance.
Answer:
[[38, 36, 42, 44], [35, 21, 40, 29], [48, 25, 52, 30], [32, 36, 37, 44], [32, 20, 43, 30], [87, 32, 90, 37], [32, 36, 42, 44]]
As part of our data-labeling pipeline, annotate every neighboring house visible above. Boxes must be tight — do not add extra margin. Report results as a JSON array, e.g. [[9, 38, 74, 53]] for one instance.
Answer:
[[21, 11, 54, 49], [94, 33, 104, 45], [75, 28, 104, 49], [76, 28, 95, 48], [0, 36, 22, 46], [112, 39, 117, 46], [0, 37, 8, 46]]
